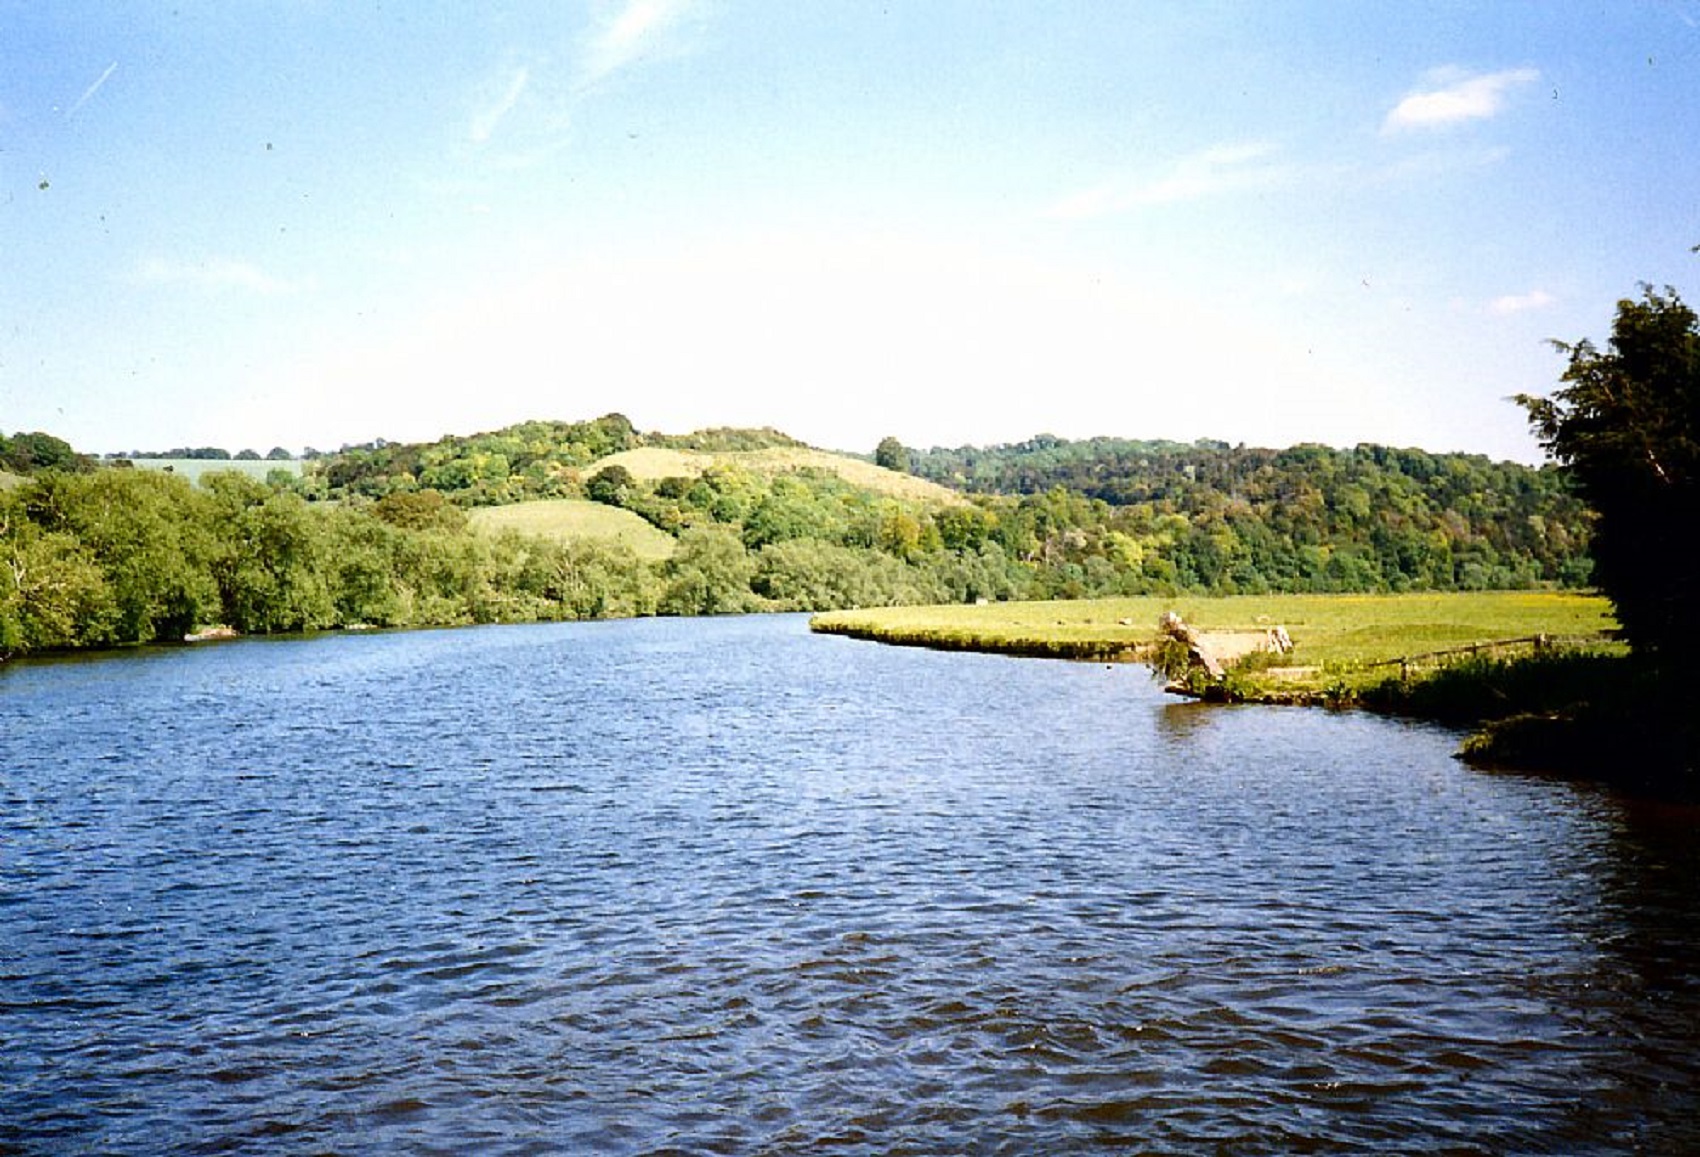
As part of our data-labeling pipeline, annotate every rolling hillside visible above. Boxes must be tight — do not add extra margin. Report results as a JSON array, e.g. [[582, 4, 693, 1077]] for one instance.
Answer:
[[591, 445, 964, 506], [468, 498, 677, 561], [129, 458, 305, 484]]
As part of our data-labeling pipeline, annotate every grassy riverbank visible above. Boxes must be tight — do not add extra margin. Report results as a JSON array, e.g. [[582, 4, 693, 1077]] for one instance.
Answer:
[[810, 591, 1699, 792], [811, 591, 1619, 697]]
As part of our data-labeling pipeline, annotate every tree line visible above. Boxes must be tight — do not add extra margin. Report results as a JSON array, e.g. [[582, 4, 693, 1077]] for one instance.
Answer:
[[296, 413, 1594, 594], [2, 409, 1598, 660], [0, 469, 663, 658], [106, 446, 301, 461]]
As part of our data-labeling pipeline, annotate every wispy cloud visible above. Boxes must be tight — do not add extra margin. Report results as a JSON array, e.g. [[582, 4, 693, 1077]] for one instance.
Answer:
[[134, 256, 301, 296], [469, 66, 530, 143], [1043, 142, 1287, 220], [458, 1, 702, 164], [1383, 67, 1540, 133], [577, 0, 699, 92], [1489, 289, 1556, 315], [67, 61, 117, 119]]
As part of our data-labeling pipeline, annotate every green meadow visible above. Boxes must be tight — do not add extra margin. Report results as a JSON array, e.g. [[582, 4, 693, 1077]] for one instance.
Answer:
[[468, 498, 678, 562], [810, 591, 1621, 696], [592, 444, 964, 505], [128, 458, 304, 483]]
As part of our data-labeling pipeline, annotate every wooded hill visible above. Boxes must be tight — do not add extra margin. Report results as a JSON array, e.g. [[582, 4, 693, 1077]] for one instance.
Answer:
[[906, 434, 1591, 591], [0, 414, 1593, 659]]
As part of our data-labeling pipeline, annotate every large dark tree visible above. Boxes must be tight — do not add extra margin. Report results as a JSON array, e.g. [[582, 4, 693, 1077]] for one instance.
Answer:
[[0, 431, 92, 474], [586, 463, 636, 506], [874, 436, 911, 473], [1518, 286, 1700, 679]]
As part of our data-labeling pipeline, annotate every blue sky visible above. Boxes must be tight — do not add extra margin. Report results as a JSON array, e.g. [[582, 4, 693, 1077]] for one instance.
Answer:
[[4, 2, 1698, 462]]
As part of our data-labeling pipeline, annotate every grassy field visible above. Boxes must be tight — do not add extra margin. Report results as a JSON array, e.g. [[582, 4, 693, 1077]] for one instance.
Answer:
[[468, 498, 677, 561], [591, 445, 964, 505], [128, 458, 304, 483], [811, 592, 1621, 695]]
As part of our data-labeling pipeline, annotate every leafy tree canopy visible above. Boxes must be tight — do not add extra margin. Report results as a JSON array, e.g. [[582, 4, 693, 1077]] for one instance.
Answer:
[[0, 410, 1606, 665], [1518, 285, 1700, 671], [0, 431, 94, 474], [586, 464, 638, 507], [875, 436, 911, 473]]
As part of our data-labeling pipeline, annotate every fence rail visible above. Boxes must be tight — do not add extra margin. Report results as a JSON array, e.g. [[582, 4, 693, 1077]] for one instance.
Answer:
[[1368, 633, 1612, 679]]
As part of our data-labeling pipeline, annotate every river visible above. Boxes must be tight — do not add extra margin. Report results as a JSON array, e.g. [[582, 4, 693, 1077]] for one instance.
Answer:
[[3, 613, 1698, 1153]]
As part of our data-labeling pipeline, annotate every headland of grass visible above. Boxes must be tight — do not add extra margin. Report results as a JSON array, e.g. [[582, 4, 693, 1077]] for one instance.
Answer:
[[812, 590, 1681, 791], [810, 591, 1618, 694]]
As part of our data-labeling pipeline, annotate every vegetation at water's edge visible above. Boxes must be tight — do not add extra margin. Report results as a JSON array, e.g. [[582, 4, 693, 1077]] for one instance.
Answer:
[[1363, 651, 1693, 798], [810, 593, 1667, 790], [1, 408, 1599, 664], [3, 266, 1689, 801], [821, 279, 1700, 794], [6, 273, 1687, 793], [1496, 283, 1700, 793], [810, 591, 1618, 697]]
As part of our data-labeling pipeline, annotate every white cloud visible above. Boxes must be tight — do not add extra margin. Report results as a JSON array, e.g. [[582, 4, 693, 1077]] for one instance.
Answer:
[[1042, 142, 1286, 220], [469, 66, 530, 143], [134, 256, 300, 295], [1489, 289, 1556, 315], [1383, 67, 1540, 132], [577, 0, 698, 92]]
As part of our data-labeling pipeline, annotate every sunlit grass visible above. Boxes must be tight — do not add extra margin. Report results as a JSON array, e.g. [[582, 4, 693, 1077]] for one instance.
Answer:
[[591, 445, 964, 505], [127, 458, 304, 483], [811, 591, 1621, 694], [468, 498, 677, 562]]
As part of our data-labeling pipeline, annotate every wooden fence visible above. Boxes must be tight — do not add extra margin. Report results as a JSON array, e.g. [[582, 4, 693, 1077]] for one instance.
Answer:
[[1368, 633, 1611, 680]]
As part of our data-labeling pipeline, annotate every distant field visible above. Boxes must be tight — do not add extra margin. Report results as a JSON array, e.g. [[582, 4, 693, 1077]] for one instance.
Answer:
[[593, 445, 964, 505], [0, 470, 25, 490], [468, 498, 677, 561], [127, 458, 304, 483], [812, 591, 1620, 689]]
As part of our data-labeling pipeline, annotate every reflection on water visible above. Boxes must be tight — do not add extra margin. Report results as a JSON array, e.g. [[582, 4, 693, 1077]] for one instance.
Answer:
[[2, 614, 1697, 1153], [1153, 696, 1221, 742]]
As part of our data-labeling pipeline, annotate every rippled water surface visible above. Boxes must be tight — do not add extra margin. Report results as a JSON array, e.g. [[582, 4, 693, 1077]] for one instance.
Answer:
[[5, 614, 1700, 1153]]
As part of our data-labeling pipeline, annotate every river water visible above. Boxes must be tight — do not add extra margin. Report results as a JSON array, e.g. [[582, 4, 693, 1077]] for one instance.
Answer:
[[3, 613, 1698, 1153]]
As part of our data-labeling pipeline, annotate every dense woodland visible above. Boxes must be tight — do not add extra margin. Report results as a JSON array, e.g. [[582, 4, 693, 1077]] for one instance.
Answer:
[[909, 435, 1590, 591], [287, 416, 1591, 591], [0, 412, 1594, 660]]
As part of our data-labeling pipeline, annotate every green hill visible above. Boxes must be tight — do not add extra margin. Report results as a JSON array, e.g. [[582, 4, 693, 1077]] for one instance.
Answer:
[[0, 416, 1608, 669], [591, 445, 963, 506], [468, 498, 676, 561], [130, 458, 304, 484]]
